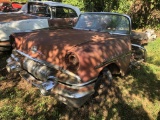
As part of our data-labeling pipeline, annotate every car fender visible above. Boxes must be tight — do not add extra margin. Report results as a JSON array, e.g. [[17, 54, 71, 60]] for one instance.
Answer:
[[0, 18, 49, 41]]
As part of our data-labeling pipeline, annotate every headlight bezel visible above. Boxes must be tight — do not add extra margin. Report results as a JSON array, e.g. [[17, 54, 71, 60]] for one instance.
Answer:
[[65, 52, 80, 72]]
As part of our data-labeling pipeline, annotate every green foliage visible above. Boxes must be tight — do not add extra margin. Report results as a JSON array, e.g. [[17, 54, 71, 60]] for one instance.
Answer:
[[62, 0, 85, 11], [111, 0, 133, 13], [12, 0, 27, 3], [129, 0, 160, 29]]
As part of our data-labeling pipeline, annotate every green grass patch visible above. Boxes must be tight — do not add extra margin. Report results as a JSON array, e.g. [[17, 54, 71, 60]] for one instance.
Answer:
[[145, 38, 160, 66]]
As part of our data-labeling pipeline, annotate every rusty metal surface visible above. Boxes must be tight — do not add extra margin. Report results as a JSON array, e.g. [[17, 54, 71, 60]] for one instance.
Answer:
[[48, 18, 78, 28], [12, 28, 131, 82], [0, 13, 38, 22]]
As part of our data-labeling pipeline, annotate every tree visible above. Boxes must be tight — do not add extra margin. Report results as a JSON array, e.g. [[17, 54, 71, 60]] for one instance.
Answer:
[[129, 0, 160, 29]]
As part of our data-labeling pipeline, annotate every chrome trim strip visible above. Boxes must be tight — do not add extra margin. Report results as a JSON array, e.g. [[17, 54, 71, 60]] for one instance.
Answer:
[[11, 54, 19, 61], [56, 88, 94, 98], [109, 33, 129, 35], [59, 77, 97, 87], [131, 44, 146, 51]]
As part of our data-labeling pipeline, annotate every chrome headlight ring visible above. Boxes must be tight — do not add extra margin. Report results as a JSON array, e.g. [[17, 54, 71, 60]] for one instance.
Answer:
[[65, 52, 79, 71]]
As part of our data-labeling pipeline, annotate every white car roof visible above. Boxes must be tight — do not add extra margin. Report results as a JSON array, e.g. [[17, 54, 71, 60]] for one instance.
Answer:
[[20, 1, 81, 16]]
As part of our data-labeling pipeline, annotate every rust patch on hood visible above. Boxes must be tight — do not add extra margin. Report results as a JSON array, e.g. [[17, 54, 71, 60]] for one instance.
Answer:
[[14, 28, 112, 60]]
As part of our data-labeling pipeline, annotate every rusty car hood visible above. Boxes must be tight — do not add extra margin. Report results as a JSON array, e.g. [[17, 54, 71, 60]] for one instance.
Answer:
[[14, 28, 115, 57], [13, 28, 131, 82], [0, 13, 39, 22]]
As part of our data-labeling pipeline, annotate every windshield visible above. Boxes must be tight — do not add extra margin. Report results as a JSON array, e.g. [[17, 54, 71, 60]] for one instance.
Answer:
[[74, 13, 131, 35]]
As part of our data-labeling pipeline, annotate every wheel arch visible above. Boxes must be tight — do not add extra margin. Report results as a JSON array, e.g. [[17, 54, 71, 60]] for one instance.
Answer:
[[106, 63, 121, 75], [94, 63, 120, 89]]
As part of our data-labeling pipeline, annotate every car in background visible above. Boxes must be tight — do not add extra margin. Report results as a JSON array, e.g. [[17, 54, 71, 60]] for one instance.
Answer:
[[0, 1, 22, 12], [0, 1, 81, 53], [6, 12, 146, 108]]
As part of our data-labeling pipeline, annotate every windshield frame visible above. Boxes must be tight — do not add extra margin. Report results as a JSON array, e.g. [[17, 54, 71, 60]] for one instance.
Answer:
[[73, 12, 132, 35]]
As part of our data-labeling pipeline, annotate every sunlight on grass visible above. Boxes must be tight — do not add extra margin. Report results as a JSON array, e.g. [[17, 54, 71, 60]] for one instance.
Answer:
[[0, 80, 60, 119], [116, 74, 160, 119], [112, 38, 160, 119], [122, 38, 160, 119], [145, 38, 160, 66], [146, 63, 160, 80]]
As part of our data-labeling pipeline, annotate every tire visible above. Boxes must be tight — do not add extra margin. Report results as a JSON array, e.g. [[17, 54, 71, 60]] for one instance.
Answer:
[[93, 68, 113, 101], [83, 68, 113, 112]]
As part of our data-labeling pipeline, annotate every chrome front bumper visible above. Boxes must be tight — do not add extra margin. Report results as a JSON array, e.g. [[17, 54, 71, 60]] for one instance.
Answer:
[[19, 70, 95, 108], [6, 50, 95, 108]]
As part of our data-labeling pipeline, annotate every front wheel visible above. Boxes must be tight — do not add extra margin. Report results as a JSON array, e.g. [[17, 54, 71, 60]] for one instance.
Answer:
[[83, 68, 113, 113], [94, 68, 112, 101]]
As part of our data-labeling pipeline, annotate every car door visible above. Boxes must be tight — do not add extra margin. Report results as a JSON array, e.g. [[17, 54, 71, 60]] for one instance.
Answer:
[[48, 6, 78, 28]]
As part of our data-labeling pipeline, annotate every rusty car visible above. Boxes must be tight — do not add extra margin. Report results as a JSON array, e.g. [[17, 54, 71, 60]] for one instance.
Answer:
[[0, 1, 80, 52], [6, 12, 146, 108], [0, 1, 22, 12]]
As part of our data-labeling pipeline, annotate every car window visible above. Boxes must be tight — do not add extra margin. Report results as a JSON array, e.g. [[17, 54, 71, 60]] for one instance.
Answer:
[[56, 7, 67, 18], [28, 3, 78, 18], [55, 7, 78, 18], [30, 4, 46, 14], [68, 8, 77, 18], [74, 14, 130, 34]]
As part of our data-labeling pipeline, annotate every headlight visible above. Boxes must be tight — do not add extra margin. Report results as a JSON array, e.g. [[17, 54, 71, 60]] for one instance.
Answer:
[[65, 52, 79, 72]]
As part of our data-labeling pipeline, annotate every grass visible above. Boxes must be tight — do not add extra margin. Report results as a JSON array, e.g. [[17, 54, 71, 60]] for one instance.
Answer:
[[0, 38, 160, 120]]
